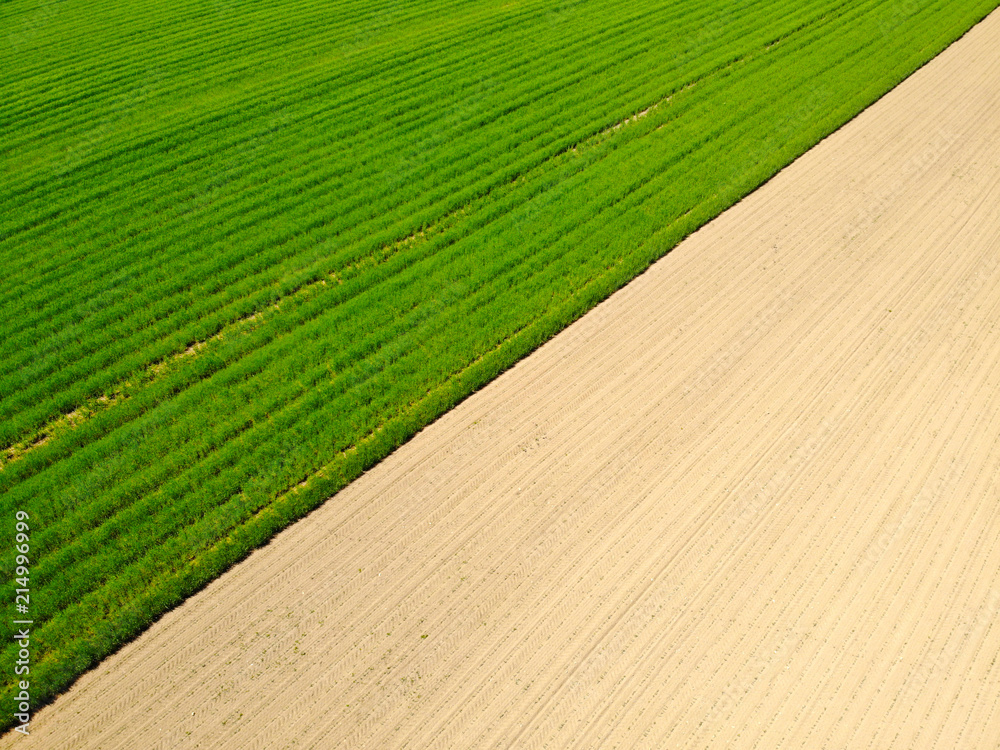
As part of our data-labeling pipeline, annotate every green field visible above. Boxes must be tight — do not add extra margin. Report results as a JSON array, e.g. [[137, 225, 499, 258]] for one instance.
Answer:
[[2, 0, 997, 721]]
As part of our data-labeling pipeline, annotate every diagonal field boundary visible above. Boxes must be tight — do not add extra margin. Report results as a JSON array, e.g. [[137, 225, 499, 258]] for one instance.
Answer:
[[5, 7, 1000, 749]]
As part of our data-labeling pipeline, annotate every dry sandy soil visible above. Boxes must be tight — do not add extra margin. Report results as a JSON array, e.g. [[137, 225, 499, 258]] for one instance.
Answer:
[[9, 10, 1000, 750]]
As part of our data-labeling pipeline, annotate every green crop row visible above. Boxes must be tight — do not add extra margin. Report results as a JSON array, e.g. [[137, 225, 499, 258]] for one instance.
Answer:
[[0, 0, 862, 455], [0, 0, 804, 446]]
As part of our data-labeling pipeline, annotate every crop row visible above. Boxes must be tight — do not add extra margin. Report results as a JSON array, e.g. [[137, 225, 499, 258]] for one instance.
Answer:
[[0, 0, 840, 445]]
